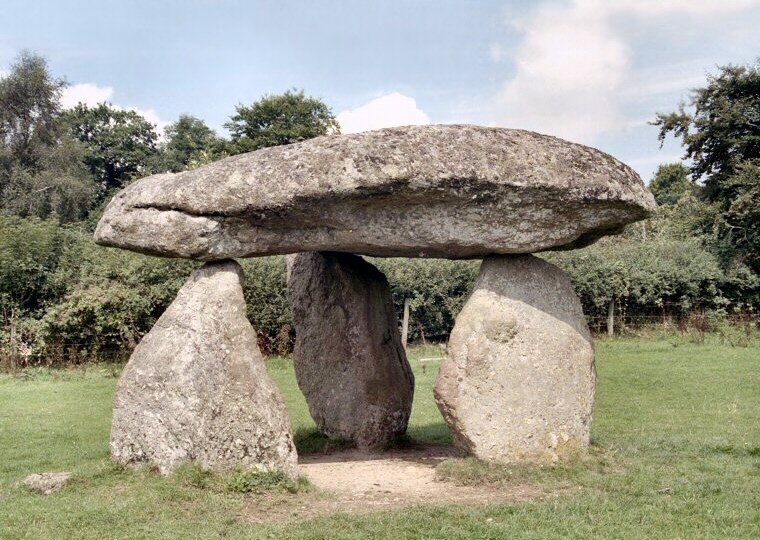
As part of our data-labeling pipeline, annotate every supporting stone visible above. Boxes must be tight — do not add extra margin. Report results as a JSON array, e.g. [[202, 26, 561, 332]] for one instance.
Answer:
[[287, 252, 414, 449], [434, 254, 595, 464], [111, 260, 298, 476]]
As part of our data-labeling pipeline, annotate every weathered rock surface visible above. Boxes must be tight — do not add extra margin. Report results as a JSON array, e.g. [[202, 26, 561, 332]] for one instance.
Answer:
[[434, 254, 595, 464], [287, 252, 414, 448], [95, 125, 655, 260], [111, 260, 298, 476], [23, 472, 72, 495]]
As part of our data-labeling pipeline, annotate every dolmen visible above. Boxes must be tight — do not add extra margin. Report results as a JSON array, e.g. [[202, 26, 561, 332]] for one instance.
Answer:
[[96, 125, 655, 476]]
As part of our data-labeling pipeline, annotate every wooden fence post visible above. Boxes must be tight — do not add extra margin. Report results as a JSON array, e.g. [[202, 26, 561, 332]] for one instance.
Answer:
[[607, 298, 615, 337], [401, 299, 411, 349]]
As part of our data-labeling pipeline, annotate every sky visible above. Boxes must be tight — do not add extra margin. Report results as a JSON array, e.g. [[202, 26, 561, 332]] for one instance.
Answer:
[[2, 0, 759, 182]]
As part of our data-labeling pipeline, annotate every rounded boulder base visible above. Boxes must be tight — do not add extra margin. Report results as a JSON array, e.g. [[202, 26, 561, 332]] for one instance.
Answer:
[[287, 252, 414, 449], [110, 260, 298, 477], [434, 254, 595, 464]]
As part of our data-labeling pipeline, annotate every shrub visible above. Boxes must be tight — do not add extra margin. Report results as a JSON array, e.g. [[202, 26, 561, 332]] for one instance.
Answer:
[[225, 469, 302, 494], [1, 215, 758, 366], [0, 216, 66, 316], [373, 258, 479, 341], [239, 257, 292, 355], [543, 234, 757, 324], [34, 228, 195, 363]]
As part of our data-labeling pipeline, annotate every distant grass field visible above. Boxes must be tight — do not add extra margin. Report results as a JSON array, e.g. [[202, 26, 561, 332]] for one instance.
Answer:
[[1, 337, 758, 539]]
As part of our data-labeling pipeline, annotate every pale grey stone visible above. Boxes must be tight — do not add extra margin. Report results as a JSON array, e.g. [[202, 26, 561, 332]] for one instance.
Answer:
[[23, 472, 71, 495], [95, 125, 655, 259], [287, 252, 414, 448], [110, 260, 298, 476], [434, 254, 595, 464]]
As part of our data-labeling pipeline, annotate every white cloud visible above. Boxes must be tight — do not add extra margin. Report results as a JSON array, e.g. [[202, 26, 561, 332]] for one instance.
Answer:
[[128, 107, 169, 138], [599, 0, 759, 17], [489, 0, 760, 144], [61, 82, 169, 137], [9, 74, 170, 136], [494, 2, 628, 143], [337, 92, 431, 134], [61, 83, 114, 108]]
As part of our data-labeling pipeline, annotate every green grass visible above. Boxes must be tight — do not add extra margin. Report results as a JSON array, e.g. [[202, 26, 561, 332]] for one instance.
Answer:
[[1, 337, 758, 539]]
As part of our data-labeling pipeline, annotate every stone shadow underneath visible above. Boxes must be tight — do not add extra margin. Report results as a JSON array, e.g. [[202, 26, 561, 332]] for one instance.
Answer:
[[293, 421, 454, 462]]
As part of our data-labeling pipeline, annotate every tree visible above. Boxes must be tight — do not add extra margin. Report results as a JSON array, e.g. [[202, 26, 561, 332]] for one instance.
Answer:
[[0, 51, 65, 170], [0, 53, 96, 221], [654, 61, 760, 271], [224, 90, 339, 154], [65, 102, 158, 192], [649, 163, 695, 207], [1, 137, 95, 221], [156, 115, 225, 172]]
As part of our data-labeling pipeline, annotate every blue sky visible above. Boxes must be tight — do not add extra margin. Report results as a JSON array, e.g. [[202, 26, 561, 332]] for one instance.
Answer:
[[2, 0, 759, 182]]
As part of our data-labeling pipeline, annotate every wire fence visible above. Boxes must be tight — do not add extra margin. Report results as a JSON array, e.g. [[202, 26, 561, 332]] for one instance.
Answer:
[[585, 312, 759, 331], [2, 311, 758, 370]]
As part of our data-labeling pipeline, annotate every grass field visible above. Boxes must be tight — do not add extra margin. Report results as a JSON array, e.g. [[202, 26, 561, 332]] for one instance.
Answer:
[[1, 337, 758, 539]]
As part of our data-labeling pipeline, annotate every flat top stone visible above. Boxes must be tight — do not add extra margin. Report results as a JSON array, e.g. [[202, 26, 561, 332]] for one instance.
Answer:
[[95, 124, 655, 259]]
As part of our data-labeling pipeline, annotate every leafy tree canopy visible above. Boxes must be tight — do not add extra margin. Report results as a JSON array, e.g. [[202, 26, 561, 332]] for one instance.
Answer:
[[650, 163, 695, 207], [654, 61, 760, 271], [157, 115, 224, 172], [224, 90, 339, 154], [65, 102, 158, 193], [0, 53, 95, 221], [0, 51, 65, 170]]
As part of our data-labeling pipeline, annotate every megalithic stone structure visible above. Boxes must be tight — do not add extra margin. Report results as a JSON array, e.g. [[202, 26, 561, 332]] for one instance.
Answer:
[[434, 255, 596, 464], [94, 125, 654, 260], [110, 260, 298, 477], [287, 252, 414, 448], [95, 125, 656, 466]]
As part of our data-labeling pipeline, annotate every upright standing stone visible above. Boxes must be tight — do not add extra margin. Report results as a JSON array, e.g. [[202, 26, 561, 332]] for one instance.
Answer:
[[287, 252, 414, 448], [435, 254, 595, 464], [111, 260, 298, 476]]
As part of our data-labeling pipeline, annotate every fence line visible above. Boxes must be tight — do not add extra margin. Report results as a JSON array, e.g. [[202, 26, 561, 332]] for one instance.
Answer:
[[2, 311, 757, 369]]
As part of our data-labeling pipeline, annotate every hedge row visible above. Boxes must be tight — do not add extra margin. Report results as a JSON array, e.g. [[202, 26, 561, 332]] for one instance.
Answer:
[[1, 216, 757, 365]]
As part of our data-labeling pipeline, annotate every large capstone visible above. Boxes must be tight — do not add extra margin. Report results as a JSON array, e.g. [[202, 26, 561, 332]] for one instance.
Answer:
[[95, 125, 655, 259], [287, 252, 414, 448], [434, 254, 595, 464], [111, 260, 298, 476]]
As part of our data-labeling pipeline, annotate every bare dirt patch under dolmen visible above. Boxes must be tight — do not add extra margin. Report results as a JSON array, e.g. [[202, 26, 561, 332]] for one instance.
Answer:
[[242, 443, 551, 524]]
